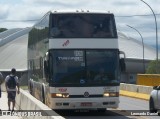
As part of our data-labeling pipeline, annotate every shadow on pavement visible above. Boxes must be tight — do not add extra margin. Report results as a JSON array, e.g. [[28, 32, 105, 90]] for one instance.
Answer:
[[55, 109, 132, 119]]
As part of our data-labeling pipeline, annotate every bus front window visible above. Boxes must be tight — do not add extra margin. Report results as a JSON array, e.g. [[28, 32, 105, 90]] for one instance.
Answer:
[[50, 14, 117, 38], [86, 50, 119, 84], [50, 50, 119, 86], [51, 50, 85, 84]]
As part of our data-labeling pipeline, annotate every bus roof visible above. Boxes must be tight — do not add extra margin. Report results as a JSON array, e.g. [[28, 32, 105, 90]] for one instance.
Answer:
[[50, 10, 113, 15]]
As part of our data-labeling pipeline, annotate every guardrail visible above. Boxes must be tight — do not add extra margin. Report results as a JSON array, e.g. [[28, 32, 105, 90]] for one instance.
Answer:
[[1, 82, 65, 119], [120, 83, 153, 94], [15, 89, 65, 119], [120, 83, 153, 100]]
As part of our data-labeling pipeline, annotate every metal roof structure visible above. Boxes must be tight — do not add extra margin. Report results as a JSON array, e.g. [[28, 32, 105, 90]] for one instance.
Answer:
[[0, 34, 28, 71], [0, 28, 31, 71], [0, 28, 158, 72], [0, 28, 22, 39], [118, 32, 157, 60]]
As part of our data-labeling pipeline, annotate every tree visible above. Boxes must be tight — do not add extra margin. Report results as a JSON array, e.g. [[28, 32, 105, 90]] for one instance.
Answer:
[[146, 60, 160, 74], [0, 28, 8, 33]]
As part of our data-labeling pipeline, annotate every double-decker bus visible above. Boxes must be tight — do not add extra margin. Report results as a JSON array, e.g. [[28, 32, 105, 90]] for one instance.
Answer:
[[28, 10, 125, 111]]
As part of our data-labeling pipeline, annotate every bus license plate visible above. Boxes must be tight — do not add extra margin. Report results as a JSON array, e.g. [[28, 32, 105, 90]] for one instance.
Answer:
[[81, 102, 92, 107]]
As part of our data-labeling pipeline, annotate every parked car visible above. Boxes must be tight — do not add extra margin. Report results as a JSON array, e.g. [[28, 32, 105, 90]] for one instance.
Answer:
[[149, 86, 160, 113]]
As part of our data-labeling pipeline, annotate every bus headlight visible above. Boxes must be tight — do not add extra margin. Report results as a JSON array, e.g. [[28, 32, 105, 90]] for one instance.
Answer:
[[103, 93, 110, 97], [103, 92, 119, 97], [51, 93, 69, 98], [56, 94, 63, 97]]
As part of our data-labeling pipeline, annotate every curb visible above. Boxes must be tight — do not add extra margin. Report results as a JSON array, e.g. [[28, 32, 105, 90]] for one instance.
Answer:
[[120, 90, 150, 101]]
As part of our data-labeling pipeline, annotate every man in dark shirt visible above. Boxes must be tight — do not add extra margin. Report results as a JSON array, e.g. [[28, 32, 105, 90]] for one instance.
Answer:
[[5, 68, 19, 111]]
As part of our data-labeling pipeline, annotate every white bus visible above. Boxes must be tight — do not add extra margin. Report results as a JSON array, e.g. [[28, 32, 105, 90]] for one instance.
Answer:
[[28, 10, 125, 112]]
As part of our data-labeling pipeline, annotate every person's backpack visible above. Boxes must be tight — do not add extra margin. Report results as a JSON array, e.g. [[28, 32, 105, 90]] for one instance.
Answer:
[[7, 76, 16, 89]]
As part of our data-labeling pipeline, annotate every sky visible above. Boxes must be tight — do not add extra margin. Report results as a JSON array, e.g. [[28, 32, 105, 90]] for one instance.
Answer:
[[0, 0, 160, 47]]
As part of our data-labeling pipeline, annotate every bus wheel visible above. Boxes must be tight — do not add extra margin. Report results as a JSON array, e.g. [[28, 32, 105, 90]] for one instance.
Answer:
[[42, 87, 45, 104], [29, 82, 33, 95]]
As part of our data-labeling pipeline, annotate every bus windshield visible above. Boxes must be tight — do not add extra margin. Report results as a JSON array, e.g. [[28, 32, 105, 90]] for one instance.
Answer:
[[50, 13, 117, 38], [50, 49, 119, 86]]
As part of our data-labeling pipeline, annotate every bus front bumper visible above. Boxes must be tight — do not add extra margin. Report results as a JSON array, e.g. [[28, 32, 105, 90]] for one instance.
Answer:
[[50, 97, 119, 110]]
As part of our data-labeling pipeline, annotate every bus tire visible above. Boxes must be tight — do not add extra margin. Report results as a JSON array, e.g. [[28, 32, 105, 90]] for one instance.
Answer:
[[29, 81, 33, 95], [42, 86, 45, 104]]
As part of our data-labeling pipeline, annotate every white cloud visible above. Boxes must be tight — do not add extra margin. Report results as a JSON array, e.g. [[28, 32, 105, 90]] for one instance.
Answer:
[[0, 0, 160, 46], [0, 5, 9, 19]]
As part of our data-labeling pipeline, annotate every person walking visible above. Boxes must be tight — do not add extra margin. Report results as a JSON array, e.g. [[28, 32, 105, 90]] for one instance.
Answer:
[[5, 68, 19, 111]]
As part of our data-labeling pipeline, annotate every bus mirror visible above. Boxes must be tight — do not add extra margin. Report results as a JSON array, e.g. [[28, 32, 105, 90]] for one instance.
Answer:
[[120, 58, 126, 72]]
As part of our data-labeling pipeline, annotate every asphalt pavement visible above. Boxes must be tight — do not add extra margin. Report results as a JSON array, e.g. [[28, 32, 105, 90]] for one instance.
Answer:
[[0, 92, 22, 119]]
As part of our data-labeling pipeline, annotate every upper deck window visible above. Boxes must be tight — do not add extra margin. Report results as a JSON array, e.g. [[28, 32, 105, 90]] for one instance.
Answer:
[[50, 13, 117, 38]]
